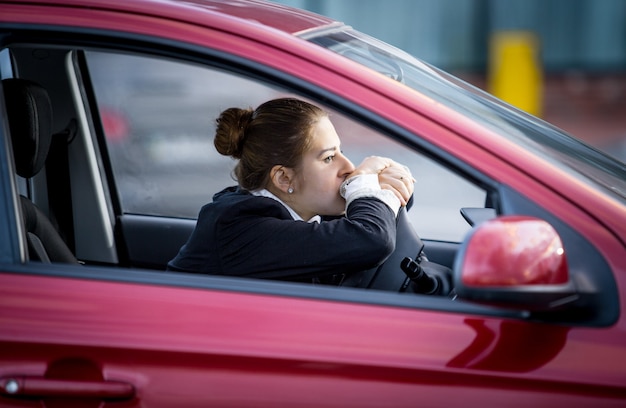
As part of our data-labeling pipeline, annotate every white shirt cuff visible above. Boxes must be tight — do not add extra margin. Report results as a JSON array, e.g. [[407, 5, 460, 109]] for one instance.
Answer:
[[340, 174, 400, 217]]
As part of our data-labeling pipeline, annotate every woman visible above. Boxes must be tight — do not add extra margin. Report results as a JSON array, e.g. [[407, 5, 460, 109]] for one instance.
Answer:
[[167, 98, 414, 284]]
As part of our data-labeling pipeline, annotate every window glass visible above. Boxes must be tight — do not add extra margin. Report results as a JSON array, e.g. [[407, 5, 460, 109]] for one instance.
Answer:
[[86, 51, 485, 242], [309, 28, 626, 203]]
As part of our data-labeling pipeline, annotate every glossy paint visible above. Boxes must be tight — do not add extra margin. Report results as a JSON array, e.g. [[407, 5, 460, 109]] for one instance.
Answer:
[[0, 0, 625, 406], [461, 216, 568, 286], [1, 272, 625, 407]]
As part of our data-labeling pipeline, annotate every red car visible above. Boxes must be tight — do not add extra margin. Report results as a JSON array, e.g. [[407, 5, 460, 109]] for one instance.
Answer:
[[0, 0, 625, 406]]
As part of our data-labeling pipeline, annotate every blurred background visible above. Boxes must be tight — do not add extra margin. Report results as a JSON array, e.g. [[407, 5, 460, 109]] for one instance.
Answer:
[[273, 0, 626, 163]]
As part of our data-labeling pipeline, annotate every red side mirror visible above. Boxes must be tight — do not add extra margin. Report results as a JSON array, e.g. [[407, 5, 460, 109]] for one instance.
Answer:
[[462, 216, 568, 286], [454, 216, 576, 311]]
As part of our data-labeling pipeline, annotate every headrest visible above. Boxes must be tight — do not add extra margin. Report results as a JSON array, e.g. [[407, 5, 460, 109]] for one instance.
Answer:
[[2, 78, 53, 178]]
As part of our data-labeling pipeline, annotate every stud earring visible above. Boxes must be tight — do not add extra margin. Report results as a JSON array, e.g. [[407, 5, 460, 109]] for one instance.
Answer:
[[288, 187, 294, 194]]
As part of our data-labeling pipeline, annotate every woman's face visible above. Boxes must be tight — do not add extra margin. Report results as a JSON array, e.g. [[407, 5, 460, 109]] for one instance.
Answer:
[[290, 116, 355, 220]]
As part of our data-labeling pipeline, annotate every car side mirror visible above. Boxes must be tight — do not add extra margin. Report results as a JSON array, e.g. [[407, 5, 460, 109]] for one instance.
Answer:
[[453, 216, 578, 311]]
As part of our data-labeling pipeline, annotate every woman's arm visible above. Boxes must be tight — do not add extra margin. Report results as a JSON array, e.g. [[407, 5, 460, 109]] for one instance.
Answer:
[[216, 196, 397, 280]]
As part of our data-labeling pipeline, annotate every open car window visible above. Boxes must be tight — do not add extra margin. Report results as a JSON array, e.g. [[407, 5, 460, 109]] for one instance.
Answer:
[[86, 50, 487, 242]]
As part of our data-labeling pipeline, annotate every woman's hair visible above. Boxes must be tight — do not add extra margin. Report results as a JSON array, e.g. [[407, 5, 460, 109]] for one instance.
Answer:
[[214, 98, 327, 190]]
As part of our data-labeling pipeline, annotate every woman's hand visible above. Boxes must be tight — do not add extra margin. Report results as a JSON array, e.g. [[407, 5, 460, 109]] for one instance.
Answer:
[[378, 162, 414, 206], [349, 156, 394, 177], [348, 156, 415, 206]]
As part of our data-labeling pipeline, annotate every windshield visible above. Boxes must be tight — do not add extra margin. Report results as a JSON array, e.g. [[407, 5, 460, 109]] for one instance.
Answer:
[[303, 27, 626, 203]]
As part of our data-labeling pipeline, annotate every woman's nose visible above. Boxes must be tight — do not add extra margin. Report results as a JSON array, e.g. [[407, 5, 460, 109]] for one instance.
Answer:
[[341, 154, 356, 174]]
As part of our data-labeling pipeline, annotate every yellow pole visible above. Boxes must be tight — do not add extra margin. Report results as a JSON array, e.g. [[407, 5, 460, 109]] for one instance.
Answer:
[[488, 31, 543, 117]]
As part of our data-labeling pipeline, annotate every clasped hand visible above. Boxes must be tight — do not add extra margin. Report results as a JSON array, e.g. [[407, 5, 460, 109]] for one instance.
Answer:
[[349, 156, 415, 206]]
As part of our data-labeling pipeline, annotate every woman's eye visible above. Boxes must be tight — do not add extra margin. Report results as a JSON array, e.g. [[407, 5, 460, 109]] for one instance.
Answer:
[[323, 155, 335, 163]]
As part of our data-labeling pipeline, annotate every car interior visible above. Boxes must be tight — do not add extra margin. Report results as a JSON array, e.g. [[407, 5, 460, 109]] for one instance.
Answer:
[[4, 77, 79, 264]]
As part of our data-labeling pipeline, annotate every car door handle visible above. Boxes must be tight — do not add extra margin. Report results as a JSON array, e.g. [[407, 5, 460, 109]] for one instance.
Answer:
[[1, 376, 134, 400]]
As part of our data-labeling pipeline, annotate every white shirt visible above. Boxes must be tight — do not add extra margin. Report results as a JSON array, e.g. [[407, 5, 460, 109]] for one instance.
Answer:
[[252, 189, 322, 223]]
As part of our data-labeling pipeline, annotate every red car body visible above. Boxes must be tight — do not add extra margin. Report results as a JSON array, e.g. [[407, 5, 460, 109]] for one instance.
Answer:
[[0, 1, 624, 406]]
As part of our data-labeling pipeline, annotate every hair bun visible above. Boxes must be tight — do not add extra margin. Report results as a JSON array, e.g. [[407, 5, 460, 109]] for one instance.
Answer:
[[214, 107, 254, 159]]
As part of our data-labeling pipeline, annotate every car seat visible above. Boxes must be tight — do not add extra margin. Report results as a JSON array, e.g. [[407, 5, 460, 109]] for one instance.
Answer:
[[3, 78, 79, 263]]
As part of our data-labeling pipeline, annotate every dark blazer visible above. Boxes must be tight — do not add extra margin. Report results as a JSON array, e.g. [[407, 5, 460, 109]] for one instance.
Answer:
[[167, 186, 397, 281]]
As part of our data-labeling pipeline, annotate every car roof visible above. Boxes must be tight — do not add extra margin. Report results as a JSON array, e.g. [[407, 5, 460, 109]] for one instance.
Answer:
[[18, 0, 338, 36]]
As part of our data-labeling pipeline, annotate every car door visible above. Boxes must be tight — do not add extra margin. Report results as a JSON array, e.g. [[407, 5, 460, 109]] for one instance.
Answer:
[[0, 33, 503, 408], [0, 3, 624, 407]]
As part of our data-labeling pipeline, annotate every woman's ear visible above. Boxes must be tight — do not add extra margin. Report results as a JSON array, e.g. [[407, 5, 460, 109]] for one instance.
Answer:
[[269, 165, 295, 194]]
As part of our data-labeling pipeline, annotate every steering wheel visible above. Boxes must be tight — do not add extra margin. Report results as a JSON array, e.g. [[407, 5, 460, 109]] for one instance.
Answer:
[[341, 207, 452, 295]]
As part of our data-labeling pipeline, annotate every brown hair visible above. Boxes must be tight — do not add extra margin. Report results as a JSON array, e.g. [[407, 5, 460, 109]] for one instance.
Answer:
[[214, 98, 327, 190]]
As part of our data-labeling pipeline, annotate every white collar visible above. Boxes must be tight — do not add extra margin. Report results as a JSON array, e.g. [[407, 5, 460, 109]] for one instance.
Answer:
[[252, 189, 321, 223]]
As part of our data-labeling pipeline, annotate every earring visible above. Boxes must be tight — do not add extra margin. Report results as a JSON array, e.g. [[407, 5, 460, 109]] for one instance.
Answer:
[[288, 187, 294, 194]]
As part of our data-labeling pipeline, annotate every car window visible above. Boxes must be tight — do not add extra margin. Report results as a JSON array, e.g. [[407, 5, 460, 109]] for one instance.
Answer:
[[309, 27, 626, 204], [86, 51, 486, 242]]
